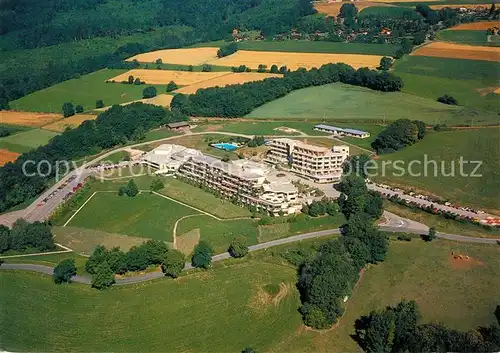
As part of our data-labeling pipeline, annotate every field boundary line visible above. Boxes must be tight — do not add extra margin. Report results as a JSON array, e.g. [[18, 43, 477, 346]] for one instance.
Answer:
[[149, 191, 222, 220], [0, 247, 72, 259], [172, 214, 205, 249], [63, 191, 98, 227]]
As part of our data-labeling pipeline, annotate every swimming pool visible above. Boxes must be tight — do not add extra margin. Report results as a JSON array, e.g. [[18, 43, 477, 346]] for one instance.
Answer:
[[212, 143, 238, 151]]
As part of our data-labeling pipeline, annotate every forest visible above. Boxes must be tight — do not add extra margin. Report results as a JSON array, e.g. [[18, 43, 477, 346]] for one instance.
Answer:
[[0, 0, 315, 108], [0, 103, 187, 212], [171, 63, 403, 117]]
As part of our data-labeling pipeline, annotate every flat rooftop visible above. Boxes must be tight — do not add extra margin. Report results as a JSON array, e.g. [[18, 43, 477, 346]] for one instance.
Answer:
[[314, 124, 368, 136]]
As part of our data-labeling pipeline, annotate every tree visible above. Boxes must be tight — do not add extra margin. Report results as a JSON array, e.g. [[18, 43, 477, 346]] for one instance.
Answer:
[[413, 32, 426, 45], [150, 178, 164, 192], [142, 86, 157, 98], [217, 42, 238, 58], [91, 260, 115, 289], [188, 65, 194, 72], [378, 57, 393, 71], [437, 94, 458, 105], [0, 225, 11, 253], [356, 309, 396, 353], [339, 3, 358, 18], [412, 120, 426, 139], [128, 75, 134, 84], [257, 64, 267, 73], [134, 77, 142, 85], [343, 154, 371, 178], [270, 64, 279, 73], [425, 227, 437, 242], [85, 245, 108, 274], [279, 65, 288, 74], [155, 58, 163, 64], [126, 179, 138, 197], [62, 102, 75, 118], [75, 104, 83, 114], [53, 258, 77, 284], [166, 81, 178, 92], [192, 241, 213, 269], [229, 236, 249, 258], [241, 348, 257, 353], [371, 119, 420, 154], [95, 99, 104, 109], [161, 249, 185, 278], [201, 64, 212, 72]]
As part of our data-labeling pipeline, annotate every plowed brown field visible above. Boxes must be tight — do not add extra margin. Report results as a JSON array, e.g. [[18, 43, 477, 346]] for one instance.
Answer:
[[174, 72, 282, 94], [125, 47, 219, 65], [0, 111, 62, 127], [0, 149, 20, 166], [206, 50, 383, 70], [412, 42, 500, 62], [448, 20, 498, 30], [108, 69, 230, 85], [42, 114, 97, 132]]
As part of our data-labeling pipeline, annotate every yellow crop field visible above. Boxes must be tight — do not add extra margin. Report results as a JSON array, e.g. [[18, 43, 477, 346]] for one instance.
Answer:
[[412, 42, 500, 62], [125, 47, 219, 65], [448, 20, 499, 30], [206, 50, 383, 70], [174, 73, 282, 94], [315, 1, 392, 16], [108, 69, 230, 85], [42, 114, 97, 132], [0, 149, 21, 166], [0, 111, 62, 127]]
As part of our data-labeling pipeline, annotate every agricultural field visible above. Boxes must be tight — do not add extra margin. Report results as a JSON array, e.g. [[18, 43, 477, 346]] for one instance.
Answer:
[[274, 238, 500, 352], [108, 69, 230, 85], [246, 83, 475, 125], [0, 111, 62, 127], [0, 129, 59, 153], [53, 226, 148, 256], [126, 47, 219, 65], [449, 20, 499, 30], [376, 128, 500, 212], [437, 29, 497, 46], [393, 55, 500, 112], [65, 192, 197, 243], [315, 2, 394, 17], [236, 40, 400, 56], [42, 114, 97, 132], [0, 259, 301, 352], [411, 42, 500, 62], [173, 72, 282, 94], [0, 149, 20, 166], [206, 50, 384, 70], [10, 69, 168, 113]]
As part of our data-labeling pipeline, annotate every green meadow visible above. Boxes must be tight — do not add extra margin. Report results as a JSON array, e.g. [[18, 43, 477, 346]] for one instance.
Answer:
[[10, 69, 169, 113], [437, 29, 499, 46], [0, 129, 59, 153]]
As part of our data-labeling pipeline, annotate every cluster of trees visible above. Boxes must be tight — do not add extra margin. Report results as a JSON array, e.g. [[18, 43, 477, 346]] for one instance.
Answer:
[[123, 75, 145, 85], [354, 300, 500, 352], [229, 236, 249, 258], [231, 65, 252, 73], [166, 81, 178, 92], [338, 175, 384, 220], [142, 86, 157, 98], [171, 63, 403, 117], [0, 127, 11, 137], [371, 119, 426, 154], [301, 198, 338, 217], [53, 259, 77, 284], [85, 241, 186, 288], [298, 176, 387, 329], [118, 180, 139, 197], [437, 94, 459, 105], [0, 103, 187, 213], [0, 220, 56, 254], [62, 102, 84, 117], [217, 43, 238, 58], [247, 135, 265, 147]]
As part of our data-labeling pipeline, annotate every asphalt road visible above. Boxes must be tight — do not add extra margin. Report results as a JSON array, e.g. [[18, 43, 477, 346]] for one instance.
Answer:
[[2, 226, 497, 285]]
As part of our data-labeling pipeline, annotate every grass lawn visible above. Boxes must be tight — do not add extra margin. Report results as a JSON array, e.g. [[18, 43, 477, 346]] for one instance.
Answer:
[[384, 201, 500, 238], [273, 238, 500, 352], [0, 129, 59, 153], [393, 56, 500, 113], [437, 29, 498, 46], [66, 192, 197, 242], [0, 259, 301, 352], [103, 151, 130, 164], [52, 226, 149, 256], [9, 69, 169, 113], [236, 40, 400, 56], [2, 252, 89, 275], [164, 134, 241, 160], [375, 128, 500, 212], [245, 83, 478, 125]]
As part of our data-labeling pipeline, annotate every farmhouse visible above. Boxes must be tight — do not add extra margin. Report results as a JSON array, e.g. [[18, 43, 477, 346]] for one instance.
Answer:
[[265, 138, 349, 183], [141, 144, 302, 214], [313, 124, 370, 138], [166, 121, 190, 131]]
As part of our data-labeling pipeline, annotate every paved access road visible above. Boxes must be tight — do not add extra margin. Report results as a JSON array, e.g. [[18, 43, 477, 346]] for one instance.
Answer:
[[2, 225, 498, 286]]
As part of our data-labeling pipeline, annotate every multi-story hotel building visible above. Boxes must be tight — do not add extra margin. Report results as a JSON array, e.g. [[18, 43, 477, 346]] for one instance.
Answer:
[[141, 144, 302, 214], [265, 138, 349, 183]]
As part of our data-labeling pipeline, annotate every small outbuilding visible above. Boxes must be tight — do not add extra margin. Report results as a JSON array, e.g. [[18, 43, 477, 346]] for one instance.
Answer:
[[166, 121, 190, 131], [313, 124, 370, 139]]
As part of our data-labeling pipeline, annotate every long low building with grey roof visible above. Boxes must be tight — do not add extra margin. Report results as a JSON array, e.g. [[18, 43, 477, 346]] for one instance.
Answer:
[[313, 124, 370, 138]]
